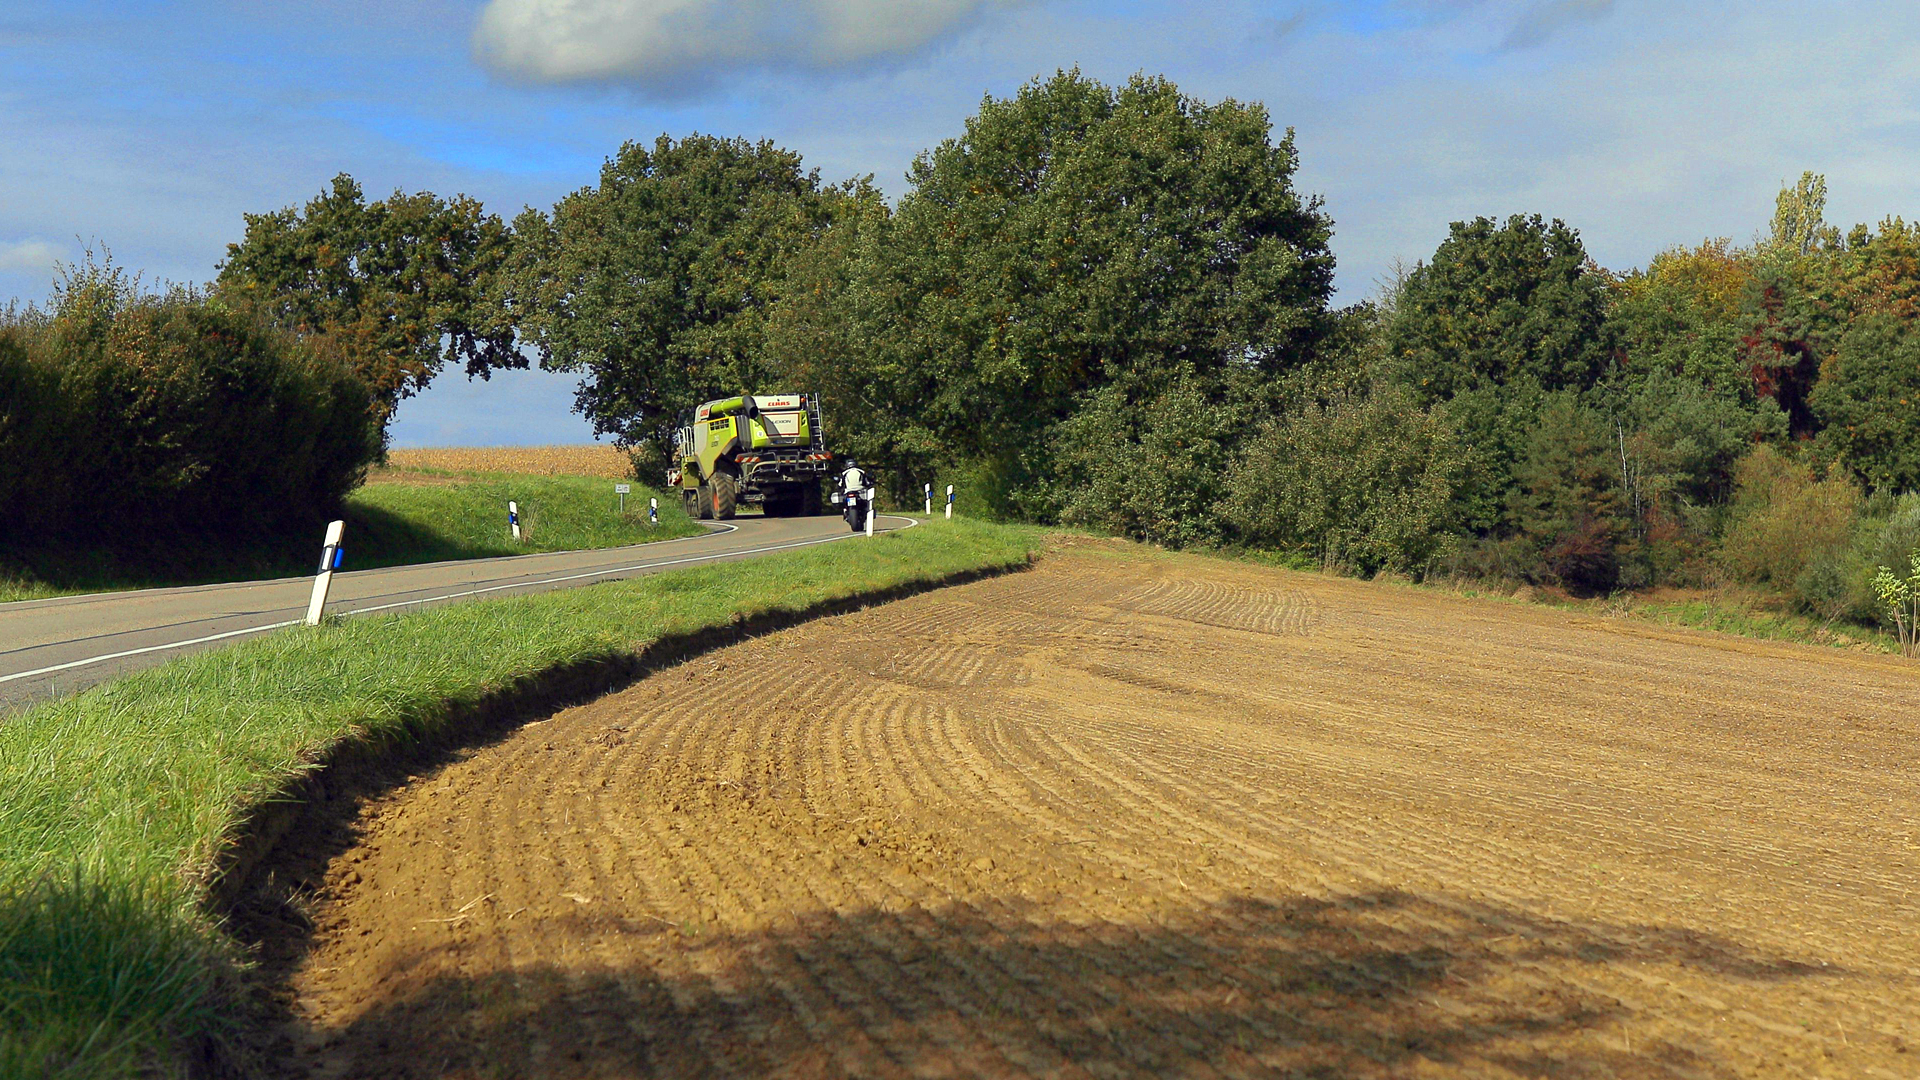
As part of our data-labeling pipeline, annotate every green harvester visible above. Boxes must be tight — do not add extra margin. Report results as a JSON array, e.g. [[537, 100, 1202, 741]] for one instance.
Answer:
[[669, 393, 833, 520]]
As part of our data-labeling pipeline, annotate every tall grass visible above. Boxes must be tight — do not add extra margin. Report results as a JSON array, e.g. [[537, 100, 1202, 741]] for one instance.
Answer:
[[346, 471, 704, 567], [0, 519, 1039, 1077]]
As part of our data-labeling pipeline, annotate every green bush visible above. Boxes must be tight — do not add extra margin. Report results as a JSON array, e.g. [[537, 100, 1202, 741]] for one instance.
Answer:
[[1804, 493, 1920, 625], [1719, 444, 1862, 594], [1052, 377, 1242, 548], [1811, 312, 1920, 492], [0, 259, 382, 552], [1225, 385, 1466, 575], [1508, 394, 1630, 594], [1858, 492, 1920, 575]]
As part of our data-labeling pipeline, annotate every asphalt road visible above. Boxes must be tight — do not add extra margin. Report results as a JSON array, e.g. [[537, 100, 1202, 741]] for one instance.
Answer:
[[0, 513, 907, 714]]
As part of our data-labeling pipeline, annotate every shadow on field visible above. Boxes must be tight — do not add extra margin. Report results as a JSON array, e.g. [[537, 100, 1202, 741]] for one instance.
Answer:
[[274, 890, 1830, 1079]]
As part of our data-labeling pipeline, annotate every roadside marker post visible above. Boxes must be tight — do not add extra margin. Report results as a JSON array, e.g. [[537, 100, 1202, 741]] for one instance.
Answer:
[[648, 497, 658, 527], [924, 483, 932, 515], [304, 519, 346, 626], [508, 501, 521, 542], [615, 482, 630, 514], [865, 489, 875, 538], [945, 485, 954, 520]]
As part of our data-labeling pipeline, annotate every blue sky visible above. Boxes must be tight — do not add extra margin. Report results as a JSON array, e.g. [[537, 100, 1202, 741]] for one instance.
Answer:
[[4, 0, 1917, 445]]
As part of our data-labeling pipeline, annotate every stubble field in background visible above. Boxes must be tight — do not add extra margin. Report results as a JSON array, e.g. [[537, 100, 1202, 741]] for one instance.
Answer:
[[383, 445, 635, 479]]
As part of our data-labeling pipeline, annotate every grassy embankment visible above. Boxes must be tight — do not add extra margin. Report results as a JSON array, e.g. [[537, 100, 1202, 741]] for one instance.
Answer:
[[1205, 547, 1904, 655], [346, 468, 704, 568], [1419, 580, 1904, 654], [0, 516, 1041, 1079], [0, 450, 698, 603]]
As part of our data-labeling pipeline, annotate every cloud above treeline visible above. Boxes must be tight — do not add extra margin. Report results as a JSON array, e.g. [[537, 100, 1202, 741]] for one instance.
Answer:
[[473, 0, 1023, 90], [0, 238, 62, 276], [1501, 0, 1615, 49]]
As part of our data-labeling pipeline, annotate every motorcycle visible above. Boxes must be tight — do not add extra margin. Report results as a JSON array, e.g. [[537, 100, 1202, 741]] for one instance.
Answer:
[[834, 488, 869, 533]]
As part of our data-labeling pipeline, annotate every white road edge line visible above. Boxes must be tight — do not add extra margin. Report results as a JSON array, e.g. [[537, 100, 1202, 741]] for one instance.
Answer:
[[0, 515, 921, 687], [0, 520, 745, 611], [0, 620, 305, 685]]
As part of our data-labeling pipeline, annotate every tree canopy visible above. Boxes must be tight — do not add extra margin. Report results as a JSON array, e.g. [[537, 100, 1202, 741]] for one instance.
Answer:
[[217, 174, 518, 420], [1387, 214, 1613, 402], [506, 134, 834, 467], [802, 69, 1336, 511]]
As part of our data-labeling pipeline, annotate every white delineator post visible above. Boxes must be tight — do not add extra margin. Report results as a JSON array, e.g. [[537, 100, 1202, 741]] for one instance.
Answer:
[[945, 484, 954, 520], [648, 497, 658, 527], [864, 488, 876, 537], [508, 501, 521, 542], [924, 483, 932, 515], [305, 519, 346, 626]]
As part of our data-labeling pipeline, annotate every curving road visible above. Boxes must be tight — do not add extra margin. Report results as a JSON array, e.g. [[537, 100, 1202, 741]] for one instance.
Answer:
[[0, 513, 908, 714]]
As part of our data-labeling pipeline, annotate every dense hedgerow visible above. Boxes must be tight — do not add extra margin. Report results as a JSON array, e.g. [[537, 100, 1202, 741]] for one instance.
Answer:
[[0, 259, 382, 552]]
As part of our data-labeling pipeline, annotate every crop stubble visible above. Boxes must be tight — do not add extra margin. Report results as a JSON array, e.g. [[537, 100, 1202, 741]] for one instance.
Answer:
[[282, 540, 1920, 1078], [382, 446, 633, 479]]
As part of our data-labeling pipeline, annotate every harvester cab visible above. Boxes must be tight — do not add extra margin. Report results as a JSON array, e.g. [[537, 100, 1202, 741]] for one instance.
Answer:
[[671, 393, 832, 520]]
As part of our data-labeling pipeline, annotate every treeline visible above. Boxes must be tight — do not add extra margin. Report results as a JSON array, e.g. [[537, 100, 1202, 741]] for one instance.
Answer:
[[9, 68, 1920, 634], [0, 178, 516, 561], [482, 72, 1920, 627], [0, 263, 378, 551]]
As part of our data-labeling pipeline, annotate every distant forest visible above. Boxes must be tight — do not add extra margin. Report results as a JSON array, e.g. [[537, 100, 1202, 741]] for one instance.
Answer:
[[6, 69, 1919, 637]]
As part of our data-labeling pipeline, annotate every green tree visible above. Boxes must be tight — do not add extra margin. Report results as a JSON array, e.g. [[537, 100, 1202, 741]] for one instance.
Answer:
[[1719, 444, 1861, 589], [866, 70, 1336, 513], [754, 182, 933, 496], [1507, 394, 1631, 594], [1051, 377, 1245, 549], [1225, 385, 1467, 575], [1763, 172, 1842, 261], [1870, 553, 1920, 657], [1386, 214, 1613, 403], [217, 174, 518, 420], [1607, 238, 1754, 395], [507, 135, 831, 470], [1810, 312, 1920, 491]]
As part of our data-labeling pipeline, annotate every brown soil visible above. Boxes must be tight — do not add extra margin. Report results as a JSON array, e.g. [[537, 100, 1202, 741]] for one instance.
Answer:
[[271, 540, 1920, 1078]]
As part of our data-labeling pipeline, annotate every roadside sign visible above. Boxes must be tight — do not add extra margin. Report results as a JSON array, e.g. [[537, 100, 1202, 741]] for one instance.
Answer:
[[615, 484, 631, 493]]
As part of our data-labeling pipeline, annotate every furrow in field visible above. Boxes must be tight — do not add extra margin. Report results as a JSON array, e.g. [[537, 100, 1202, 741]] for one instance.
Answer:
[[282, 546, 1920, 1078]]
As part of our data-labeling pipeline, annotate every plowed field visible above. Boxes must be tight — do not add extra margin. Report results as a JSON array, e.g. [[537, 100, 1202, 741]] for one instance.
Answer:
[[278, 541, 1920, 1078]]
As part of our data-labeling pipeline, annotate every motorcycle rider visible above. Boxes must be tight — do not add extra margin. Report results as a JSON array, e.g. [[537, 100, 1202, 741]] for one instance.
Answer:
[[840, 459, 870, 532]]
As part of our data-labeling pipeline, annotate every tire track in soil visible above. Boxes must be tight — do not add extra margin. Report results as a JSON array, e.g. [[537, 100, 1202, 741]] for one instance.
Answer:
[[277, 539, 1920, 1078]]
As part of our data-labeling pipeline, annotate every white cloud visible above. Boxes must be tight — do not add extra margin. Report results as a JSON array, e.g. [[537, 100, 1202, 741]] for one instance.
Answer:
[[0, 238, 62, 274], [1501, 0, 1614, 48], [472, 0, 1021, 90]]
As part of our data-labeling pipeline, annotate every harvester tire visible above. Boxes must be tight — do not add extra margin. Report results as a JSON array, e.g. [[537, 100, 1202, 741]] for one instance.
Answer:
[[682, 489, 699, 520], [711, 472, 738, 520], [695, 482, 714, 520], [802, 485, 822, 516]]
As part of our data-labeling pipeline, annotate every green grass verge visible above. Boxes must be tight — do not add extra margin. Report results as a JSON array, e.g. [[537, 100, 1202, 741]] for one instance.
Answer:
[[343, 470, 704, 568], [0, 472, 700, 603], [0, 517, 1041, 1079], [1618, 596, 1898, 652], [1191, 541, 1906, 656]]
